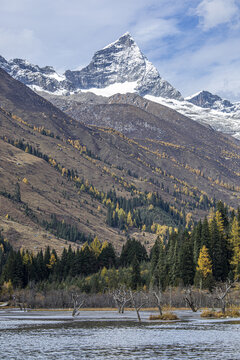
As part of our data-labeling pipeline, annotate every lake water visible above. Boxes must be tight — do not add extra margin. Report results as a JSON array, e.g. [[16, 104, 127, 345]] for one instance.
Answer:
[[0, 310, 240, 359]]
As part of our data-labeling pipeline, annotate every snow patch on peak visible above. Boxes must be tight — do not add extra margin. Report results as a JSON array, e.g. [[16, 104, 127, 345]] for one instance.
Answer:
[[185, 91, 203, 100], [81, 81, 138, 97], [145, 94, 240, 140]]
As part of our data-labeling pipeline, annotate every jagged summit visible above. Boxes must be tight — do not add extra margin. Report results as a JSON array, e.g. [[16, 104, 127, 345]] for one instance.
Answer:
[[0, 33, 182, 99], [0, 55, 71, 94], [64, 33, 182, 99], [186, 90, 234, 112], [103, 32, 133, 49]]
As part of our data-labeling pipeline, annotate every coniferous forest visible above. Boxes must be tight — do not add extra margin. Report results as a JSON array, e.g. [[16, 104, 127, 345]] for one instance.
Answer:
[[1, 200, 240, 308]]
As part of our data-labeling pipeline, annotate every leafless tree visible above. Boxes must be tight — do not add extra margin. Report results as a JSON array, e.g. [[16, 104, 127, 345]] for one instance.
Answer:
[[111, 286, 131, 314], [150, 287, 163, 315], [71, 292, 85, 317], [130, 290, 149, 322], [214, 279, 238, 314], [184, 286, 198, 312]]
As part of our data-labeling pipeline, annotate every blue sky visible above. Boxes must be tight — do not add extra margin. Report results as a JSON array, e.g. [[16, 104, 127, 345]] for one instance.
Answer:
[[0, 0, 240, 100]]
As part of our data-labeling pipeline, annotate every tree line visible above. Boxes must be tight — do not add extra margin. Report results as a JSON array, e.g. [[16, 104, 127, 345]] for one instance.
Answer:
[[1, 201, 240, 295]]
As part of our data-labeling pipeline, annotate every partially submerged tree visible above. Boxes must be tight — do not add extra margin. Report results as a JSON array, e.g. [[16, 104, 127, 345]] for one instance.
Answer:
[[213, 279, 238, 314], [150, 286, 163, 316], [130, 290, 148, 322], [184, 286, 198, 312], [71, 292, 85, 317], [111, 285, 131, 314]]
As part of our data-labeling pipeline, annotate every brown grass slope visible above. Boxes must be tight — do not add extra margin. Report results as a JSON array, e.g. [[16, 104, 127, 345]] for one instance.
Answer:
[[0, 68, 240, 252], [39, 89, 240, 206]]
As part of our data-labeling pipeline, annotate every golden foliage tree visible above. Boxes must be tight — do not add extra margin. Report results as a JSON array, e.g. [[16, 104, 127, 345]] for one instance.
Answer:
[[229, 217, 240, 276], [90, 236, 101, 257], [197, 245, 212, 279]]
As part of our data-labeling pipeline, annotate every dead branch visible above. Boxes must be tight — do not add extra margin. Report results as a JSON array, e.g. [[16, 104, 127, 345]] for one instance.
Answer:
[[214, 279, 238, 314], [130, 290, 149, 322], [111, 286, 131, 314], [184, 286, 198, 312], [72, 292, 85, 317], [151, 287, 163, 316]]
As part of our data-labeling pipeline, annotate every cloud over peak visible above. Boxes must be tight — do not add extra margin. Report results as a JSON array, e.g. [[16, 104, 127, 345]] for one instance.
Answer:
[[196, 0, 240, 30]]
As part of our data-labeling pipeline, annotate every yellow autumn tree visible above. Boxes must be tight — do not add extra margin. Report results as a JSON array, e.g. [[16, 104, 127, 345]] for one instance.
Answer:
[[101, 240, 108, 251], [215, 210, 224, 233], [197, 245, 212, 278], [229, 217, 240, 277], [208, 208, 215, 224], [47, 253, 57, 269], [186, 212, 193, 228], [90, 236, 101, 257], [22, 177, 29, 185], [127, 211, 133, 227], [22, 251, 32, 265]]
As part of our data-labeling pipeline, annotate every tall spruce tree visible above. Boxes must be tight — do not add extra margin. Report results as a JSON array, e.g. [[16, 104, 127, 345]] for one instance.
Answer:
[[179, 232, 195, 286]]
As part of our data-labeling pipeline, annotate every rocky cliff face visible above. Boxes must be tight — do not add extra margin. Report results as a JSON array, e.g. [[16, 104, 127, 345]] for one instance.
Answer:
[[65, 32, 182, 99], [0, 33, 182, 99], [0, 56, 72, 93], [186, 90, 234, 112]]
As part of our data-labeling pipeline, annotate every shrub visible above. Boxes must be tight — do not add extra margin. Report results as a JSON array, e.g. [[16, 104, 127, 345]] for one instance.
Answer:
[[201, 309, 240, 318], [149, 312, 179, 320]]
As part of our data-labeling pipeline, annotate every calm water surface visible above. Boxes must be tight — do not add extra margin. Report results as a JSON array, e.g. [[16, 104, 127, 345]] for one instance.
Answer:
[[0, 310, 239, 359]]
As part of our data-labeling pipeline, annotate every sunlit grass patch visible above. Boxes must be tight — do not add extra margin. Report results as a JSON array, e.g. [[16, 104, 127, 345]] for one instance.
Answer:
[[201, 309, 240, 318], [149, 312, 179, 320]]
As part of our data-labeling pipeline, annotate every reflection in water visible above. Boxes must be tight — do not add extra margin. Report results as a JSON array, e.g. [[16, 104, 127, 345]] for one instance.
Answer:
[[0, 311, 240, 359]]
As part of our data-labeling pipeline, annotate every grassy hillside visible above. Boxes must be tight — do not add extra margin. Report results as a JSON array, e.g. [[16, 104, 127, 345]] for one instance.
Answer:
[[0, 68, 240, 253]]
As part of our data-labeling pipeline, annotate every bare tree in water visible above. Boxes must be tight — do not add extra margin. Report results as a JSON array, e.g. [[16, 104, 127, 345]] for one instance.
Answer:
[[214, 280, 238, 314], [130, 290, 149, 322], [184, 286, 198, 312], [150, 286, 163, 316], [71, 292, 85, 317], [111, 286, 131, 314]]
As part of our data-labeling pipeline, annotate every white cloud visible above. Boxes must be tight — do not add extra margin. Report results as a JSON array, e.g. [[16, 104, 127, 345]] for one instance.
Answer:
[[196, 0, 239, 30], [132, 18, 180, 43], [154, 35, 240, 101]]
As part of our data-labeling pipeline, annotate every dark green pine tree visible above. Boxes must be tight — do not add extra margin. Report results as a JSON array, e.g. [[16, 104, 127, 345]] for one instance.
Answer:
[[209, 218, 228, 281], [154, 241, 167, 290], [35, 250, 46, 282], [201, 217, 211, 249], [80, 246, 98, 276], [3, 250, 24, 288], [98, 243, 116, 269], [179, 231, 195, 286], [192, 220, 202, 265], [166, 232, 180, 286], [119, 238, 148, 267], [41, 246, 52, 280], [150, 237, 161, 277], [131, 255, 141, 290], [216, 201, 229, 231], [14, 182, 21, 202]]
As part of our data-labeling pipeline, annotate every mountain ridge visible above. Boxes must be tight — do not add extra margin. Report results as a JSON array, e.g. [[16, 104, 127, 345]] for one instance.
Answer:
[[0, 33, 182, 100], [1, 33, 240, 139], [1, 67, 240, 253]]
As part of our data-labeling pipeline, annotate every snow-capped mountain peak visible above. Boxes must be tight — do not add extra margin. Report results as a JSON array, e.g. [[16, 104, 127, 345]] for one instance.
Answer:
[[0, 55, 71, 94], [0, 33, 182, 99], [186, 90, 233, 112], [64, 32, 182, 99]]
